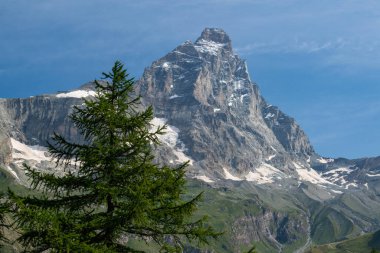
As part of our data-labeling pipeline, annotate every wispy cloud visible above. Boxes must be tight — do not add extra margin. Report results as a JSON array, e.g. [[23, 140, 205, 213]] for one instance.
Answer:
[[236, 37, 380, 71], [236, 38, 348, 55]]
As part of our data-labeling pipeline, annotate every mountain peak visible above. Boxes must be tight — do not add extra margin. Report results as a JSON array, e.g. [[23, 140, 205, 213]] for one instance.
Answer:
[[197, 28, 230, 43], [195, 28, 232, 52]]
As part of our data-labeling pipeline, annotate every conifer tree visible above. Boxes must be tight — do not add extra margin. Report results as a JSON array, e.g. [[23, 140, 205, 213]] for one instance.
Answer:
[[8, 61, 219, 252], [0, 193, 9, 248]]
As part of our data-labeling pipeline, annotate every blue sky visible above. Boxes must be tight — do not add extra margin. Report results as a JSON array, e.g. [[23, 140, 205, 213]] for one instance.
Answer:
[[1, 0, 380, 159]]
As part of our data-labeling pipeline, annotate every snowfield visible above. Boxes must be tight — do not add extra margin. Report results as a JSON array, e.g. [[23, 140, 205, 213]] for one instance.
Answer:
[[223, 167, 243, 181], [194, 175, 214, 183], [151, 117, 194, 165], [10, 138, 50, 163], [245, 163, 284, 184], [56, 90, 96, 98]]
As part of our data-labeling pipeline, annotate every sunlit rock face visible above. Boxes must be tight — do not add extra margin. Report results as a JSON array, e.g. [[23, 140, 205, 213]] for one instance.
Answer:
[[136, 28, 316, 184]]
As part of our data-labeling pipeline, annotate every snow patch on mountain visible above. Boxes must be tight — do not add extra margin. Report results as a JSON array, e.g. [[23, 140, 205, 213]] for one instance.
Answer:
[[322, 167, 354, 185], [151, 118, 193, 165], [5, 166, 20, 181], [10, 138, 50, 163], [223, 168, 243, 181], [194, 175, 214, 183], [345, 182, 358, 189], [330, 189, 343, 194], [56, 90, 96, 98], [294, 162, 332, 185], [169, 94, 182, 99], [367, 173, 380, 177], [240, 93, 249, 103], [319, 167, 364, 189], [245, 163, 285, 184], [162, 62, 170, 70], [233, 80, 244, 90], [317, 157, 334, 164], [194, 39, 226, 55]]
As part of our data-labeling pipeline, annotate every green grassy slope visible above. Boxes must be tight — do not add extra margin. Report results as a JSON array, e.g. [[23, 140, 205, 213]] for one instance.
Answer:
[[1, 169, 308, 253], [126, 180, 309, 253], [295, 184, 380, 246], [307, 230, 380, 253], [311, 206, 355, 244], [2, 167, 380, 253]]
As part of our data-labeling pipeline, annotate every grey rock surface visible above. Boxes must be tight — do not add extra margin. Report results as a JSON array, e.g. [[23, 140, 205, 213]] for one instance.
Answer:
[[136, 28, 315, 181]]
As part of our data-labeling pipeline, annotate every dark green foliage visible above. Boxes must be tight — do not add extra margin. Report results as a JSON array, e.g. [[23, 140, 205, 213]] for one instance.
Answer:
[[8, 61, 219, 252], [0, 193, 9, 247], [369, 230, 380, 250]]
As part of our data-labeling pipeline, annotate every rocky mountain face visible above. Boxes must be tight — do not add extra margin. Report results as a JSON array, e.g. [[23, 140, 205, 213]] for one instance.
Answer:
[[1, 28, 380, 252], [0, 89, 94, 181], [0, 97, 77, 145], [136, 28, 315, 183]]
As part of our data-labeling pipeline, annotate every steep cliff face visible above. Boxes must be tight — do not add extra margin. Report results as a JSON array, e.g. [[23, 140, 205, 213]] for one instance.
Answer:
[[3, 96, 78, 145], [136, 28, 316, 182], [0, 132, 11, 165], [261, 102, 315, 157], [0, 89, 94, 180], [232, 211, 308, 249], [0, 82, 97, 150], [0, 100, 18, 165]]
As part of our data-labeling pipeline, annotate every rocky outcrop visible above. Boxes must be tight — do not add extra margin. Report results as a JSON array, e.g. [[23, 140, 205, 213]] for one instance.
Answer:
[[2, 96, 79, 145], [232, 210, 308, 247], [261, 102, 314, 157], [0, 132, 11, 165], [136, 28, 316, 180]]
